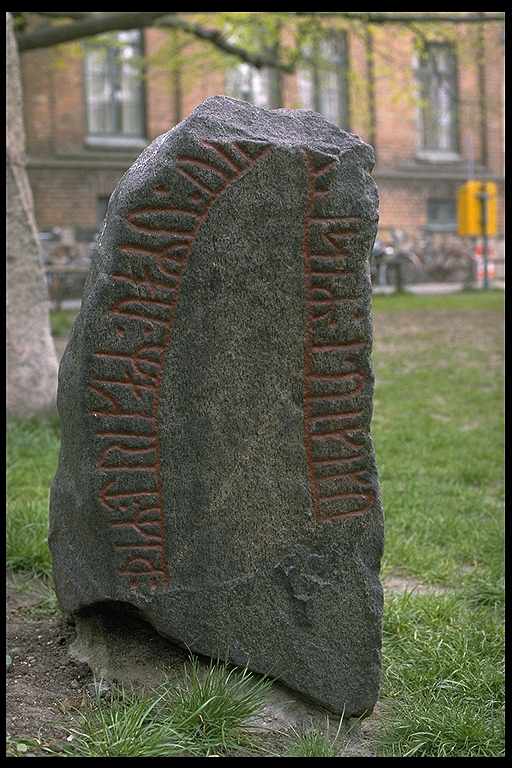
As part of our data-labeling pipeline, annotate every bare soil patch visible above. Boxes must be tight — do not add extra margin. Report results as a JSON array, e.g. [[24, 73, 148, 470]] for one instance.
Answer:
[[374, 309, 503, 364], [383, 574, 451, 596], [6, 574, 93, 756]]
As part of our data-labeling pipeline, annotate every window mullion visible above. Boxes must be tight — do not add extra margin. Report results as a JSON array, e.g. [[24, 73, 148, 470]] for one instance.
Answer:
[[338, 34, 348, 129], [84, 31, 145, 142], [419, 43, 458, 153], [313, 39, 322, 114], [113, 47, 122, 136]]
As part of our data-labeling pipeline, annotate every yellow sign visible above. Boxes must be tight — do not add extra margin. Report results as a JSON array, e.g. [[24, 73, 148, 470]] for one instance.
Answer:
[[457, 180, 497, 237]]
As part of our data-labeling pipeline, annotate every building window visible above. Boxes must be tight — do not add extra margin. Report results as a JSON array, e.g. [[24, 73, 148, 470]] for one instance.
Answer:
[[297, 33, 349, 128], [84, 30, 145, 144], [224, 63, 274, 108], [417, 43, 458, 155], [427, 198, 456, 231], [224, 25, 282, 108]]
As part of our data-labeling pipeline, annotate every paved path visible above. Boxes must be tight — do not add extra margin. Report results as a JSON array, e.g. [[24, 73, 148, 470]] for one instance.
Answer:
[[373, 281, 504, 295], [52, 281, 504, 311]]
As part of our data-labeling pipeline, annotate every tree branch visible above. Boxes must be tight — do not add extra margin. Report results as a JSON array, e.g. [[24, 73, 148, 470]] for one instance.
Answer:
[[155, 15, 293, 71], [292, 12, 505, 24], [16, 10, 503, 70], [16, 11, 293, 71], [16, 12, 173, 51], [31, 12, 91, 21]]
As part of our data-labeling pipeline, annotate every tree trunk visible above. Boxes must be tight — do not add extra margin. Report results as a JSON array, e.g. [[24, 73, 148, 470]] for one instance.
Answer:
[[6, 13, 59, 416]]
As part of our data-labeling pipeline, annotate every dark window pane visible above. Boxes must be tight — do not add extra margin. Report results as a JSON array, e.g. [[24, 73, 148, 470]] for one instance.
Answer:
[[427, 198, 456, 230], [85, 48, 112, 134], [224, 63, 272, 107], [84, 31, 145, 138], [297, 54, 315, 111], [298, 33, 348, 128], [418, 44, 458, 152]]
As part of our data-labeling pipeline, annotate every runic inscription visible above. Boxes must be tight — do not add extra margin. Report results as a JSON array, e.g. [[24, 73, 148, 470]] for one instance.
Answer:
[[303, 151, 374, 521], [86, 141, 271, 590], [51, 97, 383, 717]]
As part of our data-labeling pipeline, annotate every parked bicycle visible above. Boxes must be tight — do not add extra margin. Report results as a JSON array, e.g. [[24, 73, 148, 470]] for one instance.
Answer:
[[371, 228, 421, 291]]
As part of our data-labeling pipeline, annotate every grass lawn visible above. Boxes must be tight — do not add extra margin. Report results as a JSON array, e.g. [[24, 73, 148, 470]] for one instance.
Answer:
[[6, 413, 60, 576], [372, 290, 504, 757], [49, 309, 77, 337], [7, 291, 504, 757]]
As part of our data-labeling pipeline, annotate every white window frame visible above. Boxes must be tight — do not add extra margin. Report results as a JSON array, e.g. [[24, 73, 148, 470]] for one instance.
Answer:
[[224, 62, 274, 108], [297, 32, 349, 128], [83, 30, 146, 147]]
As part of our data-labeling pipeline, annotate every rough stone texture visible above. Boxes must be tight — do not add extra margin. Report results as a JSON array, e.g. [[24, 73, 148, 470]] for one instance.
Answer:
[[50, 96, 383, 716], [6, 12, 58, 415]]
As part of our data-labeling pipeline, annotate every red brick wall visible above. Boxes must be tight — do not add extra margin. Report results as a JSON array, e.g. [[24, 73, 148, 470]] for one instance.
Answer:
[[21, 47, 54, 156], [461, 28, 483, 165], [484, 23, 505, 178], [347, 28, 371, 143], [371, 27, 418, 168], [29, 166, 126, 231], [180, 40, 226, 120], [20, 20, 504, 240], [52, 49, 85, 155], [377, 180, 429, 232], [145, 29, 176, 139]]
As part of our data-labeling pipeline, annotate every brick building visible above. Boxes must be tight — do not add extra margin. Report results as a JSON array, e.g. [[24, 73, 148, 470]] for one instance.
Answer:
[[20, 18, 504, 273]]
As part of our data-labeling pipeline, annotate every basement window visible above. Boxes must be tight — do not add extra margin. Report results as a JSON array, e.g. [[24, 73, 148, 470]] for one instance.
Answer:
[[426, 198, 457, 232]]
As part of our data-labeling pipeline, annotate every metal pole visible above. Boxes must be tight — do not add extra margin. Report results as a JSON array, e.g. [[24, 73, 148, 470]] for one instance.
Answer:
[[394, 260, 403, 293], [478, 183, 489, 290]]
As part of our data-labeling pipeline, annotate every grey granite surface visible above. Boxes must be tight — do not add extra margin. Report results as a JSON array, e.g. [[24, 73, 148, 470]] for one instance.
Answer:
[[49, 96, 383, 715]]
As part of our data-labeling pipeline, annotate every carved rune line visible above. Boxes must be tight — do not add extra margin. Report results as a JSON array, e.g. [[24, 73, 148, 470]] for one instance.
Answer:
[[303, 150, 374, 522], [86, 140, 271, 591]]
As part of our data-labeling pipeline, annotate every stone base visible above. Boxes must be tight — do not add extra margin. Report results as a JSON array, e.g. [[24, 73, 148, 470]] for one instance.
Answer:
[[70, 606, 350, 733]]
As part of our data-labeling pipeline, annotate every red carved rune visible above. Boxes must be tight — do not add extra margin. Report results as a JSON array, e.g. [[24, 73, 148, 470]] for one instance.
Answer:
[[303, 150, 374, 522], [87, 140, 271, 590]]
